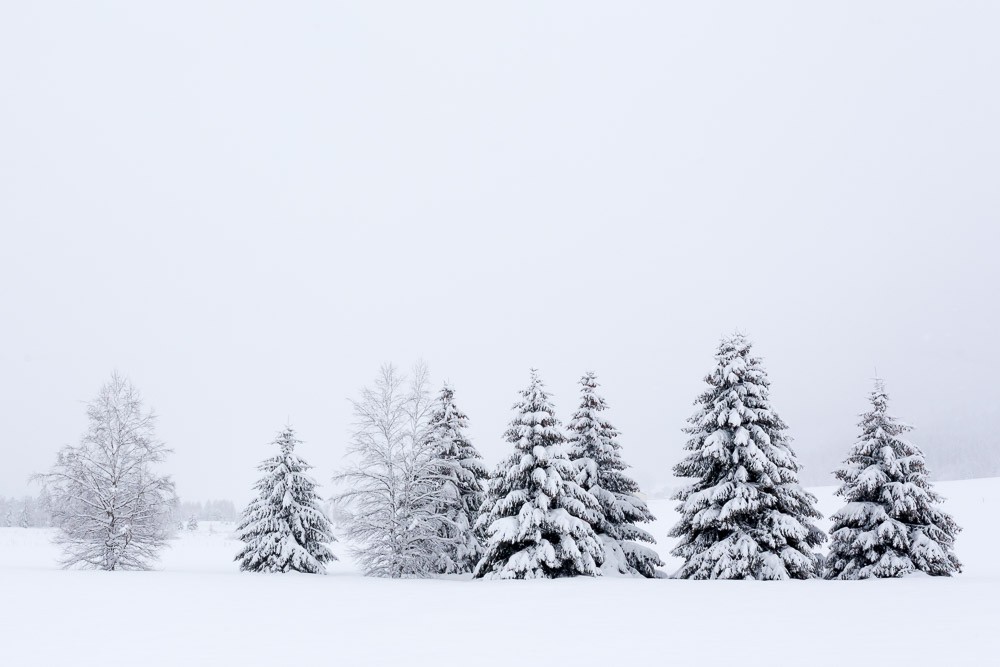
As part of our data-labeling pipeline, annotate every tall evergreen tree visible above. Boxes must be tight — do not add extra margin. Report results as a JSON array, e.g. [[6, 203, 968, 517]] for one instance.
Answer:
[[825, 380, 961, 579], [670, 334, 825, 579], [235, 427, 336, 574], [427, 384, 489, 574], [474, 371, 604, 579], [568, 372, 662, 577]]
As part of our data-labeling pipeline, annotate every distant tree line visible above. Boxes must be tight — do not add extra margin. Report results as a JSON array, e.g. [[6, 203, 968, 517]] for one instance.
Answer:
[[0, 494, 236, 530], [0, 495, 50, 528], [174, 500, 238, 524]]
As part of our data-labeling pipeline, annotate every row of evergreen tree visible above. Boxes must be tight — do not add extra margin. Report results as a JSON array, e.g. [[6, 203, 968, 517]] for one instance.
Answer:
[[670, 334, 960, 579], [31, 335, 960, 577], [234, 333, 961, 580]]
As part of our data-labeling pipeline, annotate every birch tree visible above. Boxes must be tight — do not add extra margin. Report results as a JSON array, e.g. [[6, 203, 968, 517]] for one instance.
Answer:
[[34, 373, 176, 570], [333, 363, 454, 577]]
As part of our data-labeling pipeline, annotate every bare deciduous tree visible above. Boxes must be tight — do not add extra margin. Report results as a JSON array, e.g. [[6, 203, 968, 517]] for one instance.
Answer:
[[332, 363, 455, 577], [34, 373, 176, 570]]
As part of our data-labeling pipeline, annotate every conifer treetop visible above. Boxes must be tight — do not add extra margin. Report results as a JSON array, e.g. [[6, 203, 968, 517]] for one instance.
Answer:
[[568, 372, 619, 459], [507, 369, 564, 451], [836, 378, 925, 496]]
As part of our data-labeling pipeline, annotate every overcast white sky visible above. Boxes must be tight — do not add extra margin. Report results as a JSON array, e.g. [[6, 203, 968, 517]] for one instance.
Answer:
[[1, 2, 998, 502]]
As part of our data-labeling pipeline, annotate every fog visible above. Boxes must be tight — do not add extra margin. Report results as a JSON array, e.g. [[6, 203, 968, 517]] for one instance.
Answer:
[[2, 2, 998, 503]]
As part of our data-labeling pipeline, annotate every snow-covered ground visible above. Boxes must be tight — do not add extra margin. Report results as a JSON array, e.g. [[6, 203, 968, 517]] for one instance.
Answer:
[[3, 478, 998, 666]]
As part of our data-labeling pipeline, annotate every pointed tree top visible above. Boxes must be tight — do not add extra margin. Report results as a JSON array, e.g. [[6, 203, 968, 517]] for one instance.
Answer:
[[275, 426, 299, 454], [521, 369, 549, 400], [707, 332, 765, 391], [718, 331, 752, 355], [437, 382, 457, 404], [507, 370, 562, 449], [868, 377, 891, 415], [574, 371, 609, 414]]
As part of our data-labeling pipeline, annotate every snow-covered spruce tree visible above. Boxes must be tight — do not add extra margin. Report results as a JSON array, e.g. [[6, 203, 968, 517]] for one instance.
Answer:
[[670, 334, 825, 580], [825, 380, 961, 579], [568, 372, 663, 577], [235, 427, 336, 574], [333, 363, 454, 577], [187, 514, 198, 531], [426, 383, 489, 574], [474, 371, 604, 579], [33, 373, 177, 570]]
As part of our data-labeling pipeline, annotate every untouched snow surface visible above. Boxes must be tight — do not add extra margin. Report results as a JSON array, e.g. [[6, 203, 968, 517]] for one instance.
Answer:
[[2, 478, 998, 666]]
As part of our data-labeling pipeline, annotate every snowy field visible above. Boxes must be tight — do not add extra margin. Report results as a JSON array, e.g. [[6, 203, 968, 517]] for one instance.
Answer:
[[3, 478, 998, 666]]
